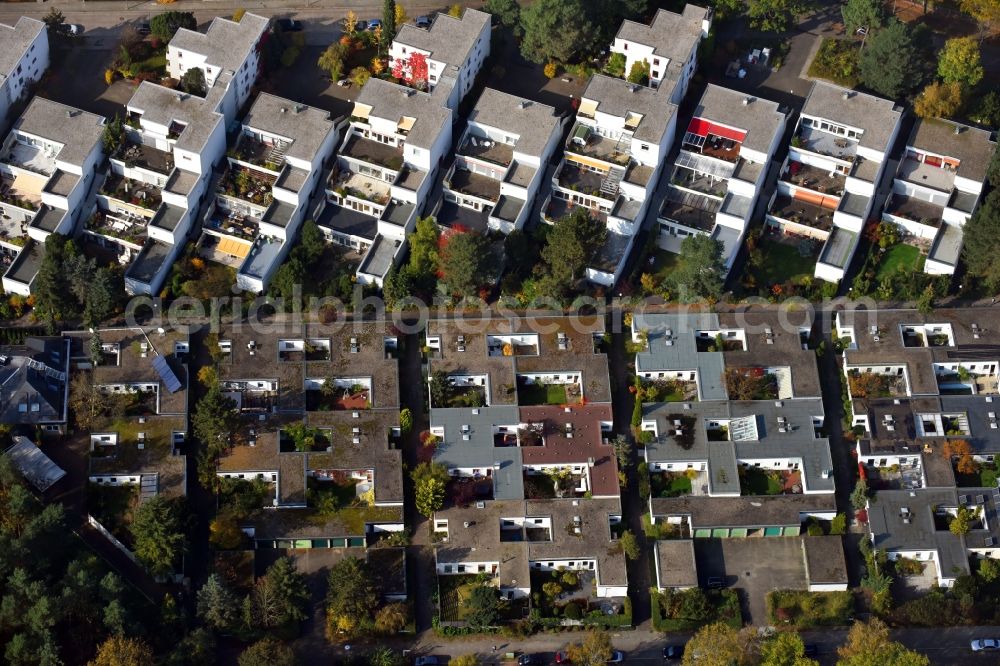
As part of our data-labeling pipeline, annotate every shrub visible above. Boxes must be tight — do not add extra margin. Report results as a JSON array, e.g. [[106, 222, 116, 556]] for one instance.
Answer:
[[563, 602, 582, 620], [807, 523, 824, 536], [830, 513, 847, 535], [808, 38, 861, 87], [543, 61, 558, 78], [766, 590, 854, 627], [105, 68, 115, 85]]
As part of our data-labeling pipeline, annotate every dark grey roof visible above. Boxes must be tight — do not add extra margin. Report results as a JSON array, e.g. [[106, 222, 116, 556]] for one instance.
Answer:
[[243, 93, 336, 165], [651, 492, 836, 530], [633, 312, 727, 400], [393, 8, 490, 69], [5, 436, 65, 491], [802, 535, 848, 585], [430, 406, 524, 500], [14, 98, 104, 168], [4, 239, 44, 287], [802, 82, 902, 152], [358, 234, 401, 280], [127, 82, 224, 154], [693, 85, 786, 154], [581, 74, 678, 145], [655, 540, 698, 588], [317, 203, 378, 241], [126, 240, 173, 285], [908, 119, 996, 184], [467, 89, 560, 158], [0, 338, 68, 425]]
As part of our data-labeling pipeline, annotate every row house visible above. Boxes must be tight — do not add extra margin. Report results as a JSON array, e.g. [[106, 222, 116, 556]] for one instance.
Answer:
[[610, 5, 711, 96], [657, 85, 787, 272], [0, 98, 105, 295], [197, 94, 338, 293], [0, 17, 48, 128], [766, 82, 902, 283], [388, 8, 491, 111], [881, 119, 996, 276], [435, 89, 562, 235], [318, 78, 452, 286]]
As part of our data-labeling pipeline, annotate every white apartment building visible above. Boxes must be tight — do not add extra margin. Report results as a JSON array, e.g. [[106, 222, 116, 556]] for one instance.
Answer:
[[196, 93, 338, 293], [114, 83, 226, 295], [610, 4, 711, 98], [765, 82, 903, 283], [0, 17, 48, 128], [881, 119, 996, 275], [166, 13, 269, 123], [1, 98, 105, 295], [318, 78, 453, 286], [388, 8, 491, 111], [436, 88, 562, 235], [658, 85, 786, 272]]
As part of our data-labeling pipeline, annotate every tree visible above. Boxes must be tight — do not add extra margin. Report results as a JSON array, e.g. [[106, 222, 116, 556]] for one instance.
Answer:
[[382, 0, 397, 47], [33, 234, 76, 332], [540, 207, 608, 299], [318, 43, 348, 81], [978, 556, 1000, 583], [102, 115, 125, 154], [850, 478, 869, 511], [369, 646, 404, 666], [450, 656, 479, 666], [193, 384, 238, 456], [950, 506, 977, 536], [567, 629, 614, 666], [344, 10, 359, 35], [130, 495, 185, 577], [415, 477, 445, 517], [943, 439, 978, 475], [448, 4, 464, 17], [748, 0, 812, 33], [438, 230, 497, 298], [238, 638, 295, 666], [837, 618, 929, 666], [682, 623, 757, 666], [612, 434, 632, 469], [859, 19, 926, 99], [760, 632, 818, 666], [180, 67, 207, 96], [842, 0, 883, 35], [392, 51, 429, 89], [349, 65, 371, 87], [962, 191, 1000, 287], [399, 407, 413, 434], [408, 215, 441, 277], [197, 574, 239, 631], [326, 557, 379, 629], [959, 0, 1000, 36], [913, 81, 963, 119], [627, 59, 650, 85], [429, 369, 452, 408], [618, 529, 640, 560], [412, 461, 450, 486], [395, 4, 408, 27], [150, 11, 197, 42], [89, 636, 153, 666], [972, 92, 1000, 129], [520, 0, 593, 64], [605, 52, 627, 78], [263, 556, 310, 626], [485, 0, 521, 32], [668, 234, 725, 302], [374, 602, 408, 634], [42, 8, 68, 37], [938, 36, 984, 86], [465, 583, 502, 628]]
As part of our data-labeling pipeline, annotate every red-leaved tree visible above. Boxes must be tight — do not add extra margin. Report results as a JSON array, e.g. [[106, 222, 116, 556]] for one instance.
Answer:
[[392, 52, 429, 91]]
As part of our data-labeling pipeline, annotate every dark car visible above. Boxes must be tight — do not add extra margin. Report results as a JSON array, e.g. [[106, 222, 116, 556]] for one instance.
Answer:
[[415, 15, 432, 28], [803, 644, 818, 657], [275, 18, 302, 32], [662, 644, 685, 660], [414, 658, 441, 666], [137, 21, 151, 35], [517, 655, 545, 666]]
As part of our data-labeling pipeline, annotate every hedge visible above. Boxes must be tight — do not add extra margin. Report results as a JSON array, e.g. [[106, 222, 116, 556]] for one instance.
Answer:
[[766, 589, 854, 628]]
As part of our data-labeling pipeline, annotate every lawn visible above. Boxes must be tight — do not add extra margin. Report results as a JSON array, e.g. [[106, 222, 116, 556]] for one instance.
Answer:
[[651, 472, 693, 498], [874, 244, 925, 281], [740, 467, 783, 496], [438, 574, 485, 622], [955, 463, 999, 489], [648, 249, 680, 284], [751, 238, 819, 286], [518, 382, 569, 406], [86, 483, 139, 547], [767, 590, 854, 628]]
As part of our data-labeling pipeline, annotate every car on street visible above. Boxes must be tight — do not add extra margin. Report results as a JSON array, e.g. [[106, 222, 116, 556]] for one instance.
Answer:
[[137, 21, 151, 35], [415, 15, 432, 28], [971, 638, 1000, 651], [555, 652, 571, 664], [803, 644, 818, 657], [414, 658, 441, 666], [351, 19, 369, 31], [662, 644, 684, 660], [367, 18, 382, 31], [517, 655, 545, 666], [336, 79, 350, 87], [607, 651, 625, 663], [67, 24, 84, 36], [275, 18, 302, 32], [707, 576, 725, 588]]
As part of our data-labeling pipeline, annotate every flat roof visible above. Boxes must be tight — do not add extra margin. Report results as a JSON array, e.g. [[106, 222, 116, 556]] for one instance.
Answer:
[[243, 93, 335, 165], [908, 119, 996, 184], [6, 436, 65, 492], [692, 85, 786, 154], [125, 239, 174, 287], [4, 238, 44, 287], [12, 97, 104, 168], [802, 535, 848, 585], [316, 203, 378, 241], [467, 89, 560, 158], [655, 539, 698, 588], [802, 82, 902, 153], [651, 493, 837, 530]]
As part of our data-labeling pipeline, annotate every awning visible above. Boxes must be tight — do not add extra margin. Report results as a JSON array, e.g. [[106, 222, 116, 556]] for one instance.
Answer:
[[578, 99, 598, 117], [686, 118, 746, 143], [217, 237, 251, 258], [352, 103, 371, 121], [398, 116, 416, 133]]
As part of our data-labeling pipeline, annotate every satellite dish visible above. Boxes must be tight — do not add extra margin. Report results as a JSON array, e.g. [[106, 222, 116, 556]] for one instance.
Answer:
[[157, 327, 165, 336]]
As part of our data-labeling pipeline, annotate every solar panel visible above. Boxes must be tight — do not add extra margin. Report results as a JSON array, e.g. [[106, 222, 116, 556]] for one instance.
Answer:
[[152, 355, 182, 393]]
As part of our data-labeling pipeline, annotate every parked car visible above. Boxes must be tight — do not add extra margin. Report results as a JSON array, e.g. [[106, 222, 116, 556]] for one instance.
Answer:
[[415, 15, 432, 28], [555, 652, 571, 664], [414, 658, 441, 666], [662, 644, 684, 660], [707, 576, 725, 588], [336, 79, 350, 87], [367, 18, 382, 31], [971, 638, 1000, 651], [352, 19, 368, 31], [275, 18, 302, 31], [137, 21, 151, 35], [517, 655, 545, 666], [66, 24, 84, 36], [607, 652, 625, 663], [803, 644, 818, 657], [0, 355, 9, 365]]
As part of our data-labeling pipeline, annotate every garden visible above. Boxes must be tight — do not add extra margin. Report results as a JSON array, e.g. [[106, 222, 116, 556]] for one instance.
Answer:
[[954, 461, 999, 488], [278, 424, 333, 452], [650, 470, 696, 498], [739, 466, 801, 496], [850, 222, 948, 303], [307, 473, 372, 516], [517, 380, 576, 406], [738, 232, 834, 301], [651, 587, 742, 631], [523, 468, 584, 500], [724, 367, 779, 400], [766, 589, 855, 628], [218, 476, 273, 521], [807, 38, 861, 87], [305, 381, 371, 412], [86, 482, 139, 548]]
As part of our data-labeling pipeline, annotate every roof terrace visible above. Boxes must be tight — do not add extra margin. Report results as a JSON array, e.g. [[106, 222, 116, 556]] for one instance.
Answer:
[[448, 167, 501, 202], [85, 209, 147, 246], [217, 165, 275, 208], [2, 141, 56, 176], [99, 173, 161, 212], [770, 194, 835, 232], [231, 133, 285, 172], [342, 134, 403, 171], [556, 161, 617, 201], [566, 123, 630, 166], [796, 124, 857, 161], [331, 166, 391, 205], [885, 193, 943, 225], [114, 138, 174, 176], [659, 187, 719, 232], [898, 158, 956, 193], [0, 171, 43, 211], [784, 160, 845, 196], [459, 133, 513, 167]]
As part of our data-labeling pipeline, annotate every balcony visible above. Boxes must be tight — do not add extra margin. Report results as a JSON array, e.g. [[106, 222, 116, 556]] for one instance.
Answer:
[[794, 124, 857, 162], [99, 173, 162, 212], [544, 196, 607, 225], [659, 187, 719, 232], [331, 167, 391, 206], [0, 214, 28, 248], [556, 161, 617, 201], [2, 141, 56, 176], [446, 167, 501, 203], [342, 134, 403, 171], [770, 195, 835, 232], [217, 166, 275, 208], [459, 133, 513, 167], [671, 166, 727, 198], [113, 139, 174, 176], [783, 161, 845, 196], [0, 172, 43, 213], [204, 210, 259, 242], [566, 123, 630, 166], [885, 193, 943, 226], [898, 158, 956, 193], [85, 210, 147, 246]]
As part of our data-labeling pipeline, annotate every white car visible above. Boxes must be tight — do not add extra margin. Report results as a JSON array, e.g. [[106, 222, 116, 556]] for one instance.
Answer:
[[971, 638, 1000, 651], [67, 24, 84, 36]]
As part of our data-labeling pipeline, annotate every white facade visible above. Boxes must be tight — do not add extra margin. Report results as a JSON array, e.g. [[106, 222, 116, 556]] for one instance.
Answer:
[[0, 18, 48, 127]]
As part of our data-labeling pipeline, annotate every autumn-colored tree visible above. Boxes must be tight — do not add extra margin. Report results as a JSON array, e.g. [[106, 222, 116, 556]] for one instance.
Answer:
[[209, 512, 244, 549], [847, 372, 889, 399], [197, 365, 218, 387], [395, 4, 408, 26], [938, 36, 984, 86], [943, 438, 979, 475], [374, 602, 408, 634], [450, 656, 478, 666], [391, 52, 429, 89], [567, 629, 613, 666], [914, 81, 963, 119], [89, 636, 154, 666], [682, 622, 758, 666], [371, 56, 386, 75], [837, 618, 929, 666], [447, 3, 464, 17], [959, 0, 1000, 37], [344, 10, 358, 35]]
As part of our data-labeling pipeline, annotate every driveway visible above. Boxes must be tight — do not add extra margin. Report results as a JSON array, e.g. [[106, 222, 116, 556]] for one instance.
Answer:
[[695, 537, 809, 625]]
